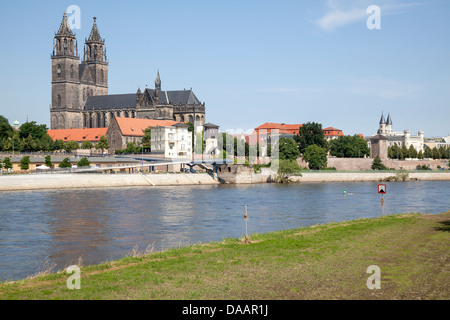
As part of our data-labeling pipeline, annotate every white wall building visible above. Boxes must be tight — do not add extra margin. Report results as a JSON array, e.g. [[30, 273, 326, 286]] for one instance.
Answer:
[[367, 113, 425, 152], [151, 123, 192, 159]]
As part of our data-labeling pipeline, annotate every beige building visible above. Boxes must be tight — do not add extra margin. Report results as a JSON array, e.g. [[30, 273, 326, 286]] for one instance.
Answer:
[[367, 113, 425, 154], [151, 124, 192, 159]]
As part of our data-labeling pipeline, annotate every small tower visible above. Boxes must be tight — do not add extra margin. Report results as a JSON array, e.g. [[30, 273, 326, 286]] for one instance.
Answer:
[[386, 113, 393, 134], [155, 70, 161, 91], [378, 112, 386, 135]]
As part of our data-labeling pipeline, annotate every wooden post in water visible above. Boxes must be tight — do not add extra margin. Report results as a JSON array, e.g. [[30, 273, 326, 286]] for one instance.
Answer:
[[244, 205, 249, 241]]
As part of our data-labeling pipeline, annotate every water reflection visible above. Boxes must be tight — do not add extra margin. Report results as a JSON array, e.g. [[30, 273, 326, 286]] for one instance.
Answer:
[[0, 181, 449, 280]]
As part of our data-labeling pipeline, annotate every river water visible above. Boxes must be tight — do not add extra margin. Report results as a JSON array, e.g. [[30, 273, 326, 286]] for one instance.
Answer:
[[0, 181, 449, 281]]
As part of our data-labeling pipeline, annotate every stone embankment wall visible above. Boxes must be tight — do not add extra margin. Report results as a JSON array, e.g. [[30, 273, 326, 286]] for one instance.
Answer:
[[324, 157, 449, 171], [0, 173, 219, 192], [1, 171, 450, 192]]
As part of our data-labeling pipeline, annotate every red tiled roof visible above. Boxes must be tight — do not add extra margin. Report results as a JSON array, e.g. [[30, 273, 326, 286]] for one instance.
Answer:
[[115, 117, 179, 136], [47, 128, 108, 142], [255, 122, 303, 131]]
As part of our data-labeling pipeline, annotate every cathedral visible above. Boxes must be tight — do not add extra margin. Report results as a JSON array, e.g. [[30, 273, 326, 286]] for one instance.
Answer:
[[50, 13, 206, 130]]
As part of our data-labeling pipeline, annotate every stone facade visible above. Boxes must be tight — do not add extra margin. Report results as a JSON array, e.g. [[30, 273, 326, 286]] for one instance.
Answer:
[[51, 13, 205, 130], [366, 113, 425, 153]]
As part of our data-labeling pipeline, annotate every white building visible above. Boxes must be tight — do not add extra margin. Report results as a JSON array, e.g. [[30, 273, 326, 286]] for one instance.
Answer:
[[151, 123, 192, 159], [367, 113, 425, 152]]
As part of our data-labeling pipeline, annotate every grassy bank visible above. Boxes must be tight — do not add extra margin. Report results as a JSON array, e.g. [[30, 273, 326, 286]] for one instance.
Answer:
[[0, 212, 449, 300]]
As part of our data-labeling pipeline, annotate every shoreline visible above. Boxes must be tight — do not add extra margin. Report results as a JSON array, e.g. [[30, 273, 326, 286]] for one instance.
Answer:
[[0, 171, 450, 191], [1, 212, 448, 299]]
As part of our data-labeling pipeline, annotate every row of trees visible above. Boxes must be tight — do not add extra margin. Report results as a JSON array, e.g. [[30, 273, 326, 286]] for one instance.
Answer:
[[0, 155, 91, 171], [388, 143, 450, 160], [0, 115, 110, 153]]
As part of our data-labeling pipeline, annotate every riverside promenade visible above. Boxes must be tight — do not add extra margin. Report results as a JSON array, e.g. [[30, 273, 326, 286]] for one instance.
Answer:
[[1, 171, 450, 191]]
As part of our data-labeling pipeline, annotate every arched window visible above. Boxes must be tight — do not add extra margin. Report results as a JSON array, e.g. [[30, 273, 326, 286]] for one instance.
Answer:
[[57, 64, 62, 78], [100, 69, 104, 83], [70, 65, 74, 79], [188, 115, 194, 123], [57, 95, 61, 107], [195, 115, 200, 122], [59, 115, 65, 128], [180, 115, 185, 122]]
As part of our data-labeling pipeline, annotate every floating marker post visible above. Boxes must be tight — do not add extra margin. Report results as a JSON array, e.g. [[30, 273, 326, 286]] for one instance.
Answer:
[[343, 189, 347, 196], [244, 205, 249, 240]]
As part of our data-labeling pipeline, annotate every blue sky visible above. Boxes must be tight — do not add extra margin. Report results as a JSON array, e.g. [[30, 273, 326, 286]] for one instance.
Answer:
[[0, 0, 449, 137]]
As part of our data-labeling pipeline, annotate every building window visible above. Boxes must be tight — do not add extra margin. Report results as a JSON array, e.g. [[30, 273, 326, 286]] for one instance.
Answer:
[[57, 95, 62, 107]]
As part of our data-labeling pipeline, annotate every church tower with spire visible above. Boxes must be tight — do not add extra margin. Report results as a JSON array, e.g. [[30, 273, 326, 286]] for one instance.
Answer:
[[79, 17, 108, 99], [51, 12, 83, 129]]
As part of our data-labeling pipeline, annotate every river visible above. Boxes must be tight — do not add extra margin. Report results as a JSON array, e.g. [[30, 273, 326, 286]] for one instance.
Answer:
[[0, 181, 449, 281]]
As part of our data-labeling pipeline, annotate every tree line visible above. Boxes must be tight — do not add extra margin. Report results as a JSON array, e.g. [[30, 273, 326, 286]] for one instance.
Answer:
[[0, 115, 109, 153], [388, 143, 449, 160]]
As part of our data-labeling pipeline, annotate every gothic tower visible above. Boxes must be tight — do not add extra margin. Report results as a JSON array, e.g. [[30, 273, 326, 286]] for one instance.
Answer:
[[378, 112, 386, 135], [51, 12, 83, 129], [80, 17, 108, 100]]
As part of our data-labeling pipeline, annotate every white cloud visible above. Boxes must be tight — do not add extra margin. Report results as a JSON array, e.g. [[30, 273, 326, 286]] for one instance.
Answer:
[[316, 8, 367, 32], [315, 0, 424, 32]]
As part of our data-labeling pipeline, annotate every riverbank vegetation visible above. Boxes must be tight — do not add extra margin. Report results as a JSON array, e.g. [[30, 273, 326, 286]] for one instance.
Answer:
[[1, 212, 448, 300]]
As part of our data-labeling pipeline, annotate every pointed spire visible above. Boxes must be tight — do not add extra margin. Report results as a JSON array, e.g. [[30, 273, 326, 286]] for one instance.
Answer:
[[56, 12, 75, 37], [155, 70, 161, 91], [386, 113, 392, 125], [88, 16, 103, 43], [379, 112, 386, 125]]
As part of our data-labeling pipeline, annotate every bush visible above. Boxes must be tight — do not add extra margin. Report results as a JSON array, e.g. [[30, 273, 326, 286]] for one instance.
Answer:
[[77, 157, 91, 167], [371, 156, 387, 170], [59, 158, 72, 168], [303, 145, 328, 170], [20, 156, 31, 170]]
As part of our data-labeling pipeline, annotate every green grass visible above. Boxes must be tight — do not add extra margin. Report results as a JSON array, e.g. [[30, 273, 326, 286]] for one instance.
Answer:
[[0, 212, 449, 300]]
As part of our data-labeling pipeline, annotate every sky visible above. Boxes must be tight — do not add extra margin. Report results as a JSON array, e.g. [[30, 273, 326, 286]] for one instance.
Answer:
[[0, 0, 449, 137]]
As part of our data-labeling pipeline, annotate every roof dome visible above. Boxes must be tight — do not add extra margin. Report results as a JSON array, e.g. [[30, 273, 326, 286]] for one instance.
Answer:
[[13, 120, 20, 126]]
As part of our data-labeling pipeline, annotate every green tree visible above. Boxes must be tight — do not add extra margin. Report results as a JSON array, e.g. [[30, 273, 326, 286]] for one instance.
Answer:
[[277, 137, 300, 161], [440, 146, 449, 159], [3, 132, 22, 152], [431, 147, 440, 160], [19, 121, 48, 140], [303, 145, 328, 170], [408, 145, 418, 159], [371, 156, 387, 170], [424, 146, 432, 159], [81, 140, 93, 150], [274, 159, 302, 183], [388, 146, 394, 159], [294, 122, 327, 154], [22, 134, 37, 152], [77, 157, 91, 167], [95, 135, 109, 153], [401, 144, 409, 159], [37, 134, 54, 152], [418, 150, 424, 160], [0, 115, 13, 140], [142, 127, 152, 152], [52, 139, 65, 152], [125, 142, 138, 154], [329, 135, 370, 158], [45, 155, 53, 168], [65, 140, 79, 153], [3, 157, 12, 169], [20, 156, 31, 170], [59, 158, 72, 168]]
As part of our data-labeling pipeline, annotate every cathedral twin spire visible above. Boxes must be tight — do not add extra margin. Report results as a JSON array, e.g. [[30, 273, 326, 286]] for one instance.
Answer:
[[54, 12, 106, 63]]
